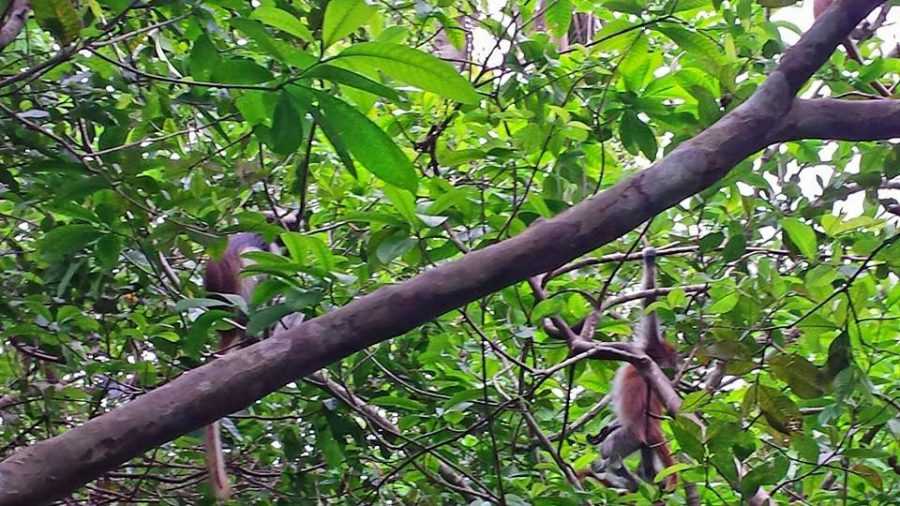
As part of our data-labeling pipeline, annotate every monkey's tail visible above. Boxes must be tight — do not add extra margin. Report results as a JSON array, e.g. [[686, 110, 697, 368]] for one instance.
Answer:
[[644, 423, 678, 491], [656, 440, 678, 491], [204, 421, 232, 502], [641, 247, 657, 301]]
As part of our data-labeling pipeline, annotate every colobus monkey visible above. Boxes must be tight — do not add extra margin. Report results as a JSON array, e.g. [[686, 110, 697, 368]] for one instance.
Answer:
[[202, 232, 278, 502], [579, 247, 680, 492]]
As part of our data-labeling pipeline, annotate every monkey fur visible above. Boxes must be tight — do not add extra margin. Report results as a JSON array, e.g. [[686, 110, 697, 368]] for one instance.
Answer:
[[579, 247, 680, 492], [201, 232, 272, 502]]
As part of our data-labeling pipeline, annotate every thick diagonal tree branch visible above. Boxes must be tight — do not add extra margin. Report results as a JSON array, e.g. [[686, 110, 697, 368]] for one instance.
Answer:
[[0, 0, 29, 52], [774, 98, 900, 141], [0, 1, 891, 505]]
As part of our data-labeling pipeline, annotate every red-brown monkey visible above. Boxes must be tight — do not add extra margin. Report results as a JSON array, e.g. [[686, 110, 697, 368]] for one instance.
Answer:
[[579, 247, 680, 492], [202, 232, 277, 502]]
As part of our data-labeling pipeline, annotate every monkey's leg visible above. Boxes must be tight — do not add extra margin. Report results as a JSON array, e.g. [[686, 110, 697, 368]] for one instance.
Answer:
[[597, 425, 645, 492]]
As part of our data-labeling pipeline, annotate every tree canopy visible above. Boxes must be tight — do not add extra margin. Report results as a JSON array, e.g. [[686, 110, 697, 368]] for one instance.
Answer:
[[0, 1, 899, 505]]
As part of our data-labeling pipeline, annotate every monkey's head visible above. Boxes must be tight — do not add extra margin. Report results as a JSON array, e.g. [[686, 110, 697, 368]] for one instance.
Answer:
[[647, 338, 679, 371]]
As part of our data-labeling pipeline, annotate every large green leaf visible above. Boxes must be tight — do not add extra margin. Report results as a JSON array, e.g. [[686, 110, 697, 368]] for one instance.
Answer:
[[231, 18, 317, 69], [302, 65, 399, 101], [604, 0, 646, 15], [671, 0, 712, 12], [287, 86, 417, 191], [322, 0, 376, 49], [288, 88, 357, 177], [335, 42, 479, 104], [271, 92, 306, 155], [655, 24, 724, 72], [782, 217, 817, 261], [545, 0, 573, 38], [620, 112, 658, 160], [250, 6, 312, 41], [210, 59, 274, 84], [280, 232, 336, 271], [38, 224, 102, 260], [189, 35, 219, 81], [32, 0, 82, 44], [619, 36, 651, 92]]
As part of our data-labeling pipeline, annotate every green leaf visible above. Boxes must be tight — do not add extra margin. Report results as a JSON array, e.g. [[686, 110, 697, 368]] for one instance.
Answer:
[[186, 310, 231, 357], [94, 235, 122, 270], [782, 217, 817, 261], [740, 453, 788, 495], [317, 426, 345, 467], [383, 185, 418, 225], [375, 232, 416, 264], [620, 112, 658, 160], [545, 0, 573, 38], [289, 87, 358, 177], [707, 280, 739, 314], [792, 434, 820, 464], [436, 148, 485, 167], [533, 299, 565, 321], [39, 225, 102, 260], [844, 448, 890, 459], [670, 0, 711, 12], [189, 35, 219, 81], [824, 332, 852, 381], [671, 418, 704, 460], [699, 231, 724, 252], [620, 36, 651, 92], [271, 92, 305, 155], [210, 59, 274, 85], [284, 289, 324, 311], [246, 304, 295, 336], [592, 18, 642, 52], [369, 395, 426, 411], [655, 24, 723, 72], [722, 233, 747, 261], [655, 463, 693, 483], [231, 19, 318, 69], [604, 0, 645, 15], [32, 0, 82, 45], [336, 42, 479, 104], [288, 86, 417, 191], [322, 0, 376, 49], [769, 354, 829, 399], [174, 298, 230, 313], [235, 90, 274, 126], [250, 6, 312, 41], [754, 385, 803, 434], [280, 232, 336, 271], [302, 65, 399, 100]]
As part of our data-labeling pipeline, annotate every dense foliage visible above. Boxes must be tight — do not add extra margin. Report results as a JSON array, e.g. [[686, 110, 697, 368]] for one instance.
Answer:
[[1, 0, 898, 504]]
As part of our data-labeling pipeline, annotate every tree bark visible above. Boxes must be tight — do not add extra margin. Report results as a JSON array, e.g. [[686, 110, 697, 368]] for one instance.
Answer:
[[0, 1, 891, 504], [0, 0, 29, 52]]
